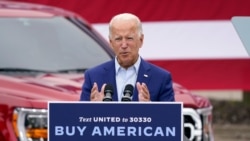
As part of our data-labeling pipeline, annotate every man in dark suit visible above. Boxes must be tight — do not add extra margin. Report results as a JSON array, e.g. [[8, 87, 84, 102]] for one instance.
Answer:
[[80, 13, 175, 102]]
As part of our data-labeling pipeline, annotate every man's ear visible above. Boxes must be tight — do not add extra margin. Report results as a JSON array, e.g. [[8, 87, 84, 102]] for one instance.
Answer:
[[140, 34, 144, 47], [109, 38, 113, 48]]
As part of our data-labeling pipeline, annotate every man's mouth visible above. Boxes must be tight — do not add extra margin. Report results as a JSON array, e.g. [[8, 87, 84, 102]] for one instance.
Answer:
[[120, 52, 129, 55]]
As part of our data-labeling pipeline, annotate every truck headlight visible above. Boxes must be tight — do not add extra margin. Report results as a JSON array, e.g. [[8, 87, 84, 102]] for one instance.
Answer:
[[12, 108, 47, 141]]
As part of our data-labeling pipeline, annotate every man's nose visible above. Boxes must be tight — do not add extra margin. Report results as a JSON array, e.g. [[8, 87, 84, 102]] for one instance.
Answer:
[[121, 39, 128, 47]]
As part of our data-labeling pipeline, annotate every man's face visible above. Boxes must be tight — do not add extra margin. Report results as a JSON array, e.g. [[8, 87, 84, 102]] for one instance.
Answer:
[[109, 20, 144, 68]]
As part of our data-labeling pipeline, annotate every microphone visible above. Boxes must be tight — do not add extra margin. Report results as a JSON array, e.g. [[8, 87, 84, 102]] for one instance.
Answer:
[[103, 84, 113, 101], [121, 84, 134, 101]]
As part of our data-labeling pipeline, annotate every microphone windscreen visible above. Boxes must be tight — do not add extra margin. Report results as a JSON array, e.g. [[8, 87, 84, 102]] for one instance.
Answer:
[[124, 84, 134, 96], [105, 84, 113, 94], [103, 84, 113, 101]]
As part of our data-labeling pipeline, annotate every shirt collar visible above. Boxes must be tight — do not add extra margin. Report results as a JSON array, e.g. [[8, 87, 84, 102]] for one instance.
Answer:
[[115, 56, 141, 74]]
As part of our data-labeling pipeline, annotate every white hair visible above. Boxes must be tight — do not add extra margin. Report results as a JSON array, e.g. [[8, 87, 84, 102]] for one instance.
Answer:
[[108, 13, 143, 38]]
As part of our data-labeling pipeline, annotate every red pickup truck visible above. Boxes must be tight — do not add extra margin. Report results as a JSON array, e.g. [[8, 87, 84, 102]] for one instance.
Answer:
[[0, 1, 213, 141]]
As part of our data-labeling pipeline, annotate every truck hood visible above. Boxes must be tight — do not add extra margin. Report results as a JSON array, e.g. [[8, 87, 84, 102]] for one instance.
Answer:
[[0, 73, 210, 108], [0, 73, 80, 108]]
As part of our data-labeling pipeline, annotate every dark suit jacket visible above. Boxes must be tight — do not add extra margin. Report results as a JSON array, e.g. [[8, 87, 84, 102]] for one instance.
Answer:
[[80, 58, 175, 101]]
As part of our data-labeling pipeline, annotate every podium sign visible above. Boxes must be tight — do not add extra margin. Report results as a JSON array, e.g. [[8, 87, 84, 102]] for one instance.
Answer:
[[48, 102, 183, 141]]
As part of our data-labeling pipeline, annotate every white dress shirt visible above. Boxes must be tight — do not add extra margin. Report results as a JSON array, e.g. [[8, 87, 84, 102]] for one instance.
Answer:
[[115, 57, 141, 101]]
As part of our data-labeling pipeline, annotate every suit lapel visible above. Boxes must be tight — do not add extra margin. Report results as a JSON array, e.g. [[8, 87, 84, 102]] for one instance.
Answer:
[[132, 59, 151, 101], [102, 59, 118, 101]]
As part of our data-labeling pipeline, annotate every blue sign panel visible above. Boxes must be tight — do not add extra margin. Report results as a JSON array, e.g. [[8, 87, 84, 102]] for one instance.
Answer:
[[48, 102, 183, 141]]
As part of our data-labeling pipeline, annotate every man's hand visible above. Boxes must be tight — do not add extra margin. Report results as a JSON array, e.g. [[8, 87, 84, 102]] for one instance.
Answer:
[[90, 83, 106, 101], [136, 82, 151, 101]]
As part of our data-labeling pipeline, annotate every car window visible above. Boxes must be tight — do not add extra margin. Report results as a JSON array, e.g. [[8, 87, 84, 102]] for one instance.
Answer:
[[0, 17, 111, 72]]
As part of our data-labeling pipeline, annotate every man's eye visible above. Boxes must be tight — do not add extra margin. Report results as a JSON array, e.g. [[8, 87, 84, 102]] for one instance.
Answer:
[[115, 38, 122, 41], [127, 37, 134, 40]]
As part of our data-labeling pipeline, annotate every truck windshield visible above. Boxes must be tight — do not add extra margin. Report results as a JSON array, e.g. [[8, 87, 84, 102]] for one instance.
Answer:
[[0, 17, 111, 72]]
